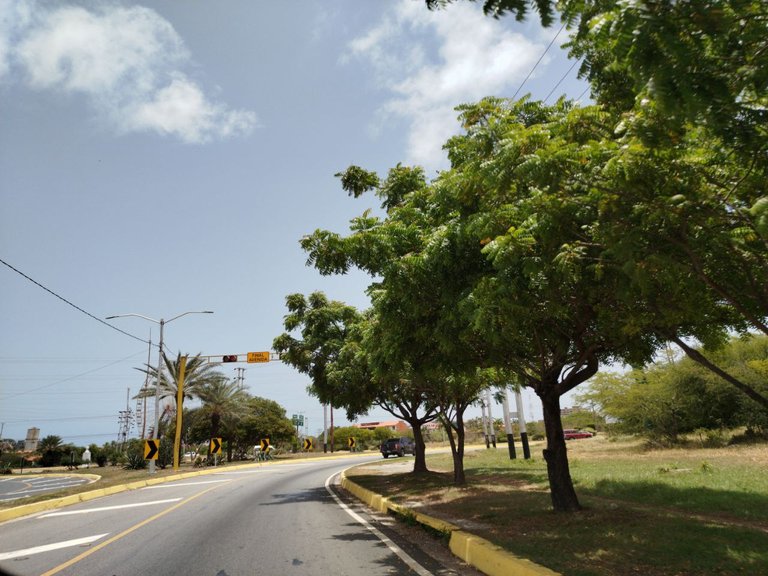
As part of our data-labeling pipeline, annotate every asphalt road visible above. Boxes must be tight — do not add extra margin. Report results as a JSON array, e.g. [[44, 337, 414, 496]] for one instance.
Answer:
[[0, 456, 463, 576]]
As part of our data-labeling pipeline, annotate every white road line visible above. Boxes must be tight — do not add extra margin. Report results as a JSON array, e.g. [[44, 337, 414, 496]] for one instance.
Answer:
[[324, 471, 434, 576], [0, 533, 109, 561], [141, 479, 233, 488], [39, 499, 182, 517], [6, 484, 86, 496]]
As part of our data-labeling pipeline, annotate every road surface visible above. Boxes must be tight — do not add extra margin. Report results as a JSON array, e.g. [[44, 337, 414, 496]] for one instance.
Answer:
[[0, 456, 474, 576]]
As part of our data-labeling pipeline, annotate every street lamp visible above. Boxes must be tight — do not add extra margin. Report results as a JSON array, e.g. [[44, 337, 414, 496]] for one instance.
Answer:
[[106, 310, 213, 474]]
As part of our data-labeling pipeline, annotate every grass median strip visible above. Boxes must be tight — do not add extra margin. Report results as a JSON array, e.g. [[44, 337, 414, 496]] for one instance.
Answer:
[[347, 437, 768, 576]]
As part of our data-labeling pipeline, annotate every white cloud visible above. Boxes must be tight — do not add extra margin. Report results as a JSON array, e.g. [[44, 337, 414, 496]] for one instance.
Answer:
[[346, 0, 544, 170], [128, 75, 255, 143], [1, 0, 256, 143]]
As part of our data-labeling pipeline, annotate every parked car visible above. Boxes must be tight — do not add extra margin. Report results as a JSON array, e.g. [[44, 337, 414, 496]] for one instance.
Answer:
[[563, 429, 594, 440], [380, 437, 415, 458]]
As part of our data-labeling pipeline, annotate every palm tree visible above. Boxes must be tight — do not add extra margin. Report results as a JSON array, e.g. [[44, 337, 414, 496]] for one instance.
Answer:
[[37, 434, 63, 453], [135, 352, 223, 407], [197, 376, 249, 460], [37, 435, 63, 467]]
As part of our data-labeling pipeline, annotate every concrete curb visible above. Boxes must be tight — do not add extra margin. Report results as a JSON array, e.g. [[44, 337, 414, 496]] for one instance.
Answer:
[[340, 471, 560, 576]]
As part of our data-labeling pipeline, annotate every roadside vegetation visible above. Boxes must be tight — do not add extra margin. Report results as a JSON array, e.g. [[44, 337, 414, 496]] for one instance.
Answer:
[[348, 436, 768, 576], [275, 0, 768, 513]]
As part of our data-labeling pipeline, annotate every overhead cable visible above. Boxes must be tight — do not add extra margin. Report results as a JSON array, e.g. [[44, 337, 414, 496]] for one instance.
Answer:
[[0, 257, 150, 345], [511, 22, 567, 101], [544, 58, 580, 103]]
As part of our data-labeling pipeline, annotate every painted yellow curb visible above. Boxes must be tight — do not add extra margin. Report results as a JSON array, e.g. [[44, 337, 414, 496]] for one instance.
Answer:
[[340, 471, 561, 576], [450, 530, 560, 576]]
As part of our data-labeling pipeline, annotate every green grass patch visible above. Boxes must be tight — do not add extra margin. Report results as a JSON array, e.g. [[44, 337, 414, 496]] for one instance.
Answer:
[[348, 438, 768, 576]]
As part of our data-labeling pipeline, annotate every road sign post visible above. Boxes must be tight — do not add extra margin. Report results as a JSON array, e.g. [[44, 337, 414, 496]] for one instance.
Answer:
[[144, 439, 159, 460], [209, 437, 222, 466]]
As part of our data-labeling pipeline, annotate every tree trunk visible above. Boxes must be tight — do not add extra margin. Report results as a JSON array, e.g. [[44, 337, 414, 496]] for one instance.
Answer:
[[210, 413, 221, 441], [411, 424, 429, 474], [441, 408, 466, 485], [330, 404, 335, 453], [540, 389, 581, 512], [671, 335, 768, 410], [453, 412, 466, 485]]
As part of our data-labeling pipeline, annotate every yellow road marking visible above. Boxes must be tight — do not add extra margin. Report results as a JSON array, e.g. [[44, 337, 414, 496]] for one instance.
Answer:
[[40, 484, 223, 576]]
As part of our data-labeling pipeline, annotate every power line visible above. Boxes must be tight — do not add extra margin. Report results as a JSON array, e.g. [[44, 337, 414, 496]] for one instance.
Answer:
[[0, 350, 146, 399], [1, 415, 116, 424], [543, 58, 580, 103], [511, 22, 566, 101], [0, 257, 150, 345]]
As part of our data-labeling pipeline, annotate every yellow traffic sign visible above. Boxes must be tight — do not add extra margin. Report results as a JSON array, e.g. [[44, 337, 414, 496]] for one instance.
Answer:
[[247, 351, 270, 363], [209, 437, 222, 455], [260, 438, 270, 451], [303, 438, 313, 450], [144, 439, 159, 460], [348, 437, 356, 449]]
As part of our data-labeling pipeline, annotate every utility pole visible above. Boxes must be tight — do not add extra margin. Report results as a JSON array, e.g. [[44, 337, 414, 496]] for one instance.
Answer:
[[502, 388, 517, 459], [106, 310, 213, 474], [486, 390, 497, 448], [235, 367, 246, 390], [117, 387, 133, 451], [515, 389, 531, 459], [323, 404, 328, 453]]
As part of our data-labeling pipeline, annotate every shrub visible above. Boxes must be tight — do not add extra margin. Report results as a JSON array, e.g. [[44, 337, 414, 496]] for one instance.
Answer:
[[123, 451, 147, 470]]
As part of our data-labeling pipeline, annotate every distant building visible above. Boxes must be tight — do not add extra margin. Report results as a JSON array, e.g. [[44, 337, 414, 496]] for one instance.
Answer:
[[24, 427, 40, 452], [354, 420, 409, 432]]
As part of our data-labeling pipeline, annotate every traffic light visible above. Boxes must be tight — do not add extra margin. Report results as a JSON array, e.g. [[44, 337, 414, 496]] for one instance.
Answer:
[[222, 355, 238, 362]]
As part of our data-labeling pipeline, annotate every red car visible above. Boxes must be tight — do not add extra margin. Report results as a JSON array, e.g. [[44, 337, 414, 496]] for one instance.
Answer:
[[564, 429, 594, 440]]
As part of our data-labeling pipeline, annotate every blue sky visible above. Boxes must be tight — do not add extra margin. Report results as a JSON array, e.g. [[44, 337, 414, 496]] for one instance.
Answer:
[[0, 0, 588, 446]]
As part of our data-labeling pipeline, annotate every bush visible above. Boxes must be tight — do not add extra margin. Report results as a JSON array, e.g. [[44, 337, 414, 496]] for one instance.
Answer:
[[694, 428, 730, 448], [122, 451, 147, 470]]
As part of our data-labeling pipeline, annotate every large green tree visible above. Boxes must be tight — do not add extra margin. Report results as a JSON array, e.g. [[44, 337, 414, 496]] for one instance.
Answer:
[[273, 292, 360, 451], [433, 0, 768, 413], [325, 309, 439, 474], [304, 164, 493, 484]]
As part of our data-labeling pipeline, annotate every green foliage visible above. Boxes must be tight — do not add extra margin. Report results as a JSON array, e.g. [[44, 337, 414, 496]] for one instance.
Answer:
[[187, 394, 295, 457], [332, 426, 373, 450], [273, 292, 360, 407], [122, 451, 148, 470], [580, 336, 768, 443], [120, 439, 148, 470], [37, 435, 65, 467], [134, 352, 225, 410]]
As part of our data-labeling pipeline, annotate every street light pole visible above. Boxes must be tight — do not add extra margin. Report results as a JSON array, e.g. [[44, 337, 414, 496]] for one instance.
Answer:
[[106, 310, 213, 474]]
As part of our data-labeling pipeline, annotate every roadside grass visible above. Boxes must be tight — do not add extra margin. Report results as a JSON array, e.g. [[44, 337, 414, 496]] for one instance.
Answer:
[[348, 437, 768, 576]]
